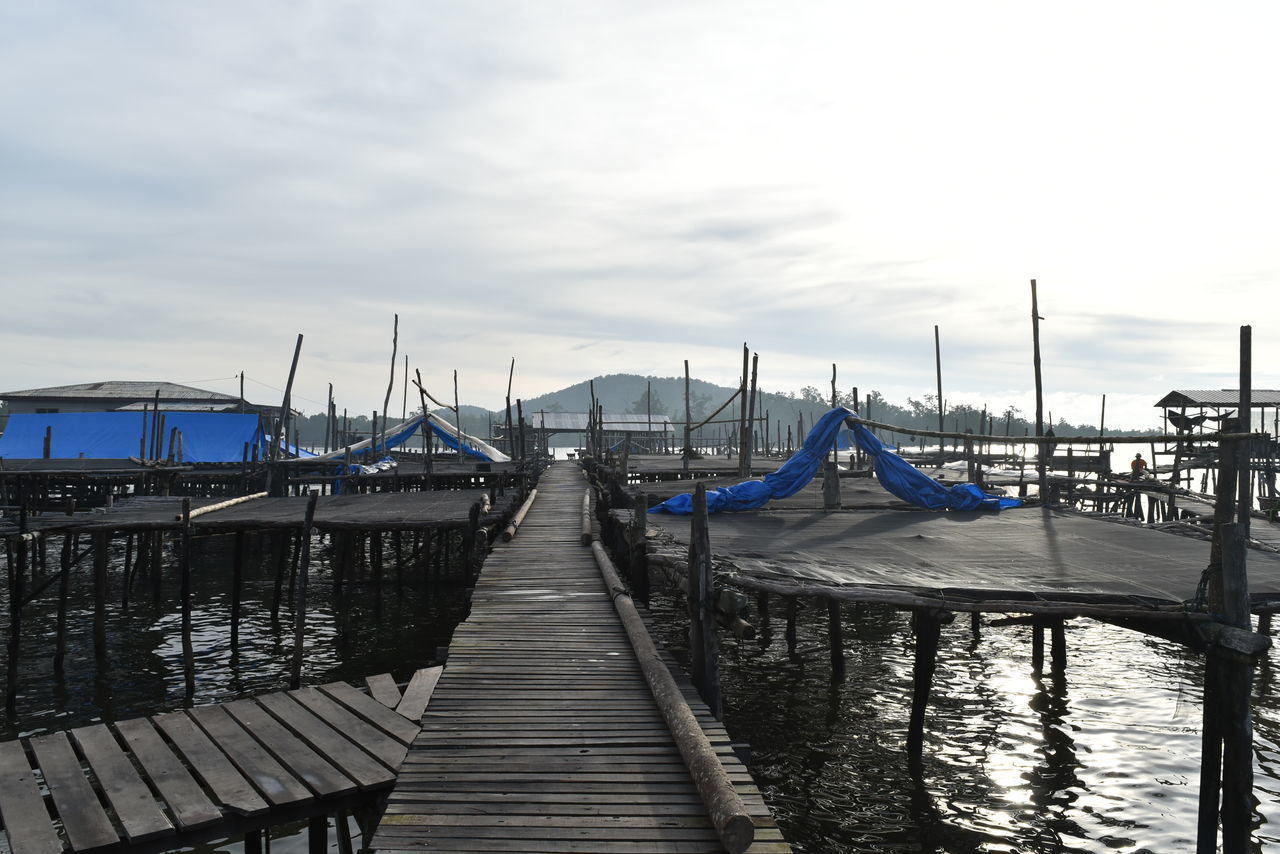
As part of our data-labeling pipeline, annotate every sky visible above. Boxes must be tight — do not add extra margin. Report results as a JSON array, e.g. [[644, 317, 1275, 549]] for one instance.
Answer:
[[2, 1, 1276, 430]]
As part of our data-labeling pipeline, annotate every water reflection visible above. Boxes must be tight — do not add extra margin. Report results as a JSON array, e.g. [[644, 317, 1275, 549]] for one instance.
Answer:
[[647, 592, 1280, 853]]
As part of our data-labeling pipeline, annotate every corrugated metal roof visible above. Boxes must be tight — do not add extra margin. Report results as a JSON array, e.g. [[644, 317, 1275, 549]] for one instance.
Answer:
[[113, 402, 241, 412], [1155, 389, 1280, 408], [529, 412, 673, 433], [0, 381, 240, 402]]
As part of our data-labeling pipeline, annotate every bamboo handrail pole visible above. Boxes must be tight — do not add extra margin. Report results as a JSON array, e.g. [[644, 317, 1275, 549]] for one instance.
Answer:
[[501, 488, 538, 542], [689, 387, 743, 433], [588, 539, 754, 854], [581, 489, 593, 545], [175, 492, 269, 522], [850, 415, 1257, 447]]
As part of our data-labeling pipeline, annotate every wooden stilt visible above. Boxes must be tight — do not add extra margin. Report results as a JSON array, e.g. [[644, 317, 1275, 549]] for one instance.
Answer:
[[827, 599, 845, 682], [308, 816, 327, 854], [93, 532, 109, 660], [688, 483, 722, 718], [1050, 618, 1067, 674], [907, 609, 949, 776], [231, 530, 246, 655], [291, 491, 320, 690], [785, 598, 798, 655], [1031, 623, 1045, 676], [180, 500, 195, 702], [54, 534, 71, 674]]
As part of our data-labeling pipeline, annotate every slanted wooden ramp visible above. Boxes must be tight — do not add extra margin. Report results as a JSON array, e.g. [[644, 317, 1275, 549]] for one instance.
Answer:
[[373, 463, 790, 853], [0, 668, 441, 854]]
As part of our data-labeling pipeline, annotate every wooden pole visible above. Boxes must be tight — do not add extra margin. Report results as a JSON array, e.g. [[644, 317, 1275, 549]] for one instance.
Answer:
[[54, 534, 71, 675], [380, 314, 399, 454], [274, 333, 304, 463], [683, 360, 692, 473], [506, 357, 516, 458], [745, 352, 759, 474], [934, 325, 945, 439], [230, 531, 245, 656], [737, 345, 749, 476], [907, 609, 948, 776], [1030, 280, 1047, 497], [291, 491, 319, 690], [688, 483, 722, 717], [827, 599, 845, 681], [180, 499, 195, 702], [93, 532, 108, 660], [587, 539, 754, 853]]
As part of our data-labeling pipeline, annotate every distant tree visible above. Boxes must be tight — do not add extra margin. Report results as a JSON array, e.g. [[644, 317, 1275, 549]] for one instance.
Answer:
[[628, 388, 668, 416], [799, 386, 824, 404]]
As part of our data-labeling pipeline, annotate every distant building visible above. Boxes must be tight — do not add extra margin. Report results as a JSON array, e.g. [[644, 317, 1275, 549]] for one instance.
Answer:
[[0, 381, 282, 418]]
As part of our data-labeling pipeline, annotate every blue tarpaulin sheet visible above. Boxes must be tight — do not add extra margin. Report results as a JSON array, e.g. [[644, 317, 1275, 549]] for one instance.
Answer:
[[428, 419, 495, 461], [0, 412, 264, 463], [650, 408, 1022, 514]]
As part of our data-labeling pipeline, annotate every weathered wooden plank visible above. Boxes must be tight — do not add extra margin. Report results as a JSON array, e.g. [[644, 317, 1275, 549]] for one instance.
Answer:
[[186, 706, 312, 807], [254, 692, 395, 789], [26, 732, 118, 853], [70, 723, 174, 843], [153, 711, 269, 817], [0, 740, 64, 854], [113, 718, 222, 832], [318, 682, 420, 745], [222, 700, 356, 798], [394, 667, 443, 721], [364, 674, 401, 709], [287, 687, 409, 770]]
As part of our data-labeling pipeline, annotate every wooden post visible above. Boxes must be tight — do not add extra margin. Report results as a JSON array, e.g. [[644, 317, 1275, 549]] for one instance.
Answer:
[[506, 357, 516, 459], [688, 483, 722, 717], [1031, 622, 1045, 676], [683, 360, 692, 473], [380, 314, 399, 454], [827, 599, 845, 681], [907, 609, 948, 776], [230, 530, 246, 656], [934, 324, 945, 438], [93, 532, 109, 660], [746, 352, 759, 473], [822, 460, 841, 510], [736, 345, 749, 475], [291, 491, 320, 689], [1050, 618, 1067, 674], [54, 533, 71, 674], [5, 527, 27, 713], [180, 500, 195, 702], [785, 598, 798, 656], [273, 334, 304, 462], [1030, 280, 1047, 498]]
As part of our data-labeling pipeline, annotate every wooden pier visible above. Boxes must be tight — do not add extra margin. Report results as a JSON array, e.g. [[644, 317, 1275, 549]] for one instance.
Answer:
[[0, 667, 440, 854], [372, 462, 789, 853]]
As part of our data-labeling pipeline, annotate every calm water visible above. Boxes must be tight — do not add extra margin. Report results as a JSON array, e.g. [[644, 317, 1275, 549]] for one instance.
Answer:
[[645, 591, 1280, 853], [5, 530, 1280, 852]]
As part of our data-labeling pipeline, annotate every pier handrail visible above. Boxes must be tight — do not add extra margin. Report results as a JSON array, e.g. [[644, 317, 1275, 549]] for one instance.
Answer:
[[849, 415, 1259, 447]]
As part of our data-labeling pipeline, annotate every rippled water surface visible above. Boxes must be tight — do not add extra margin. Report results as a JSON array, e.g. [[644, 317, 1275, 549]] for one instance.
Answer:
[[5, 529, 1280, 852], [644, 592, 1280, 853]]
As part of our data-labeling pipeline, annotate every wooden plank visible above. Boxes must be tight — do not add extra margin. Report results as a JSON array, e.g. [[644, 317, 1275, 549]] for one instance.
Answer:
[[187, 706, 312, 807], [219, 698, 357, 799], [364, 674, 401, 709], [26, 732, 118, 853], [393, 667, 443, 722], [0, 740, 64, 854], [69, 724, 174, 843], [288, 687, 408, 770], [113, 718, 222, 832], [152, 711, 269, 816], [255, 692, 395, 790], [318, 682, 420, 745]]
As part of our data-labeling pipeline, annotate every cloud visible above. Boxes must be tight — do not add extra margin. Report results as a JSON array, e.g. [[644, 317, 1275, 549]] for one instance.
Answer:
[[1, 2, 1277, 430]]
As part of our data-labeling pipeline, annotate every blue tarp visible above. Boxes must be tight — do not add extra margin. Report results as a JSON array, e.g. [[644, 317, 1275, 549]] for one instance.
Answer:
[[0, 412, 264, 463], [650, 408, 1022, 514], [846, 419, 1023, 511], [428, 419, 495, 461]]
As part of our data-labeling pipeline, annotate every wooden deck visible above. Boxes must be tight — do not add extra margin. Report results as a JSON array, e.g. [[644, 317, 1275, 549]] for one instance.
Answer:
[[372, 462, 790, 853], [0, 668, 441, 854]]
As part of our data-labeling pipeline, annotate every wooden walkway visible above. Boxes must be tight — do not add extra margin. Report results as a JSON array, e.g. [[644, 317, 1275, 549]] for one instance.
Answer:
[[373, 463, 789, 853], [0, 668, 441, 854]]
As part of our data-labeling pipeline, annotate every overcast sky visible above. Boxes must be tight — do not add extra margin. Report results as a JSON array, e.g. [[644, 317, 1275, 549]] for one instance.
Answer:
[[2, 2, 1275, 429]]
